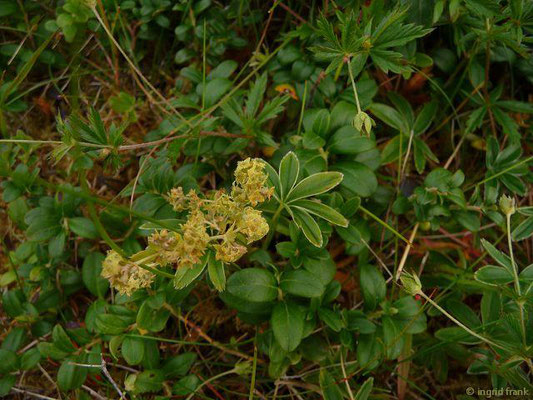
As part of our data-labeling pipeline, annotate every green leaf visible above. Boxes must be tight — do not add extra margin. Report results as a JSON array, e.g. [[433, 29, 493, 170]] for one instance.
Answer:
[[95, 314, 130, 335], [279, 151, 300, 199], [318, 308, 344, 332], [271, 301, 304, 352], [319, 369, 343, 400], [57, 356, 88, 391], [245, 73, 267, 118], [519, 264, 533, 282], [481, 239, 513, 275], [226, 268, 278, 302], [474, 266, 514, 286], [455, 210, 480, 232], [355, 377, 374, 400], [208, 253, 226, 291], [359, 264, 386, 311], [202, 78, 232, 108], [0, 349, 17, 374], [262, 160, 281, 197], [286, 172, 343, 202], [136, 301, 170, 333], [0, 375, 15, 397], [129, 370, 165, 394], [174, 257, 207, 289], [68, 217, 98, 239], [512, 217, 533, 241], [328, 126, 376, 155], [0, 1, 17, 17], [413, 101, 437, 134], [162, 353, 197, 378], [122, 336, 145, 365], [52, 324, 76, 353], [332, 161, 377, 198], [289, 206, 323, 247], [82, 252, 108, 297], [312, 109, 331, 137], [280, 269, 325, 298], [291, 199, 348, 227], [370, 103, 406, 131]]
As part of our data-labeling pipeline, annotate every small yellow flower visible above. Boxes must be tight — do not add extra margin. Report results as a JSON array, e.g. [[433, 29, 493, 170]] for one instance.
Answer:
[[168, 187, 188, 211], [237, 207, 269, 243], [177, 210, 209, 268], [148, 229, 182, 266], [232, 158, 274, 206], [101, 250, 155, 296], [214, 236, 247, 262]]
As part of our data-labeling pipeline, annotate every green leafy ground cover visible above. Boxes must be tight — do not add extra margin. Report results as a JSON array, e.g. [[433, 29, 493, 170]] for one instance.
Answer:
[[1, 0, 533, 399]]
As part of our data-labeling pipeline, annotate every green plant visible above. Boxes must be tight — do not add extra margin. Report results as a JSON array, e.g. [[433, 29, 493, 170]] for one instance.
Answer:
[[1, 0, 533, 399]]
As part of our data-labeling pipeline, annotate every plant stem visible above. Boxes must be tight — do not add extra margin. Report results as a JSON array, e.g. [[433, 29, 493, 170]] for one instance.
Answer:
[[249, 332, 258, 400], [263, 203, 284, 249], [347, 58, 362, 114], [506, 212, 527, 347], [79, 172, 174, 279], [418, 291, 504, 350], [185, 369, 237, 400], [359, 205, 411, 245]]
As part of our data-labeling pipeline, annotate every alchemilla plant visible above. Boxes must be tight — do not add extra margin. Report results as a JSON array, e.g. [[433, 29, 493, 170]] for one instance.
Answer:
[[1, 0, 533, 399]]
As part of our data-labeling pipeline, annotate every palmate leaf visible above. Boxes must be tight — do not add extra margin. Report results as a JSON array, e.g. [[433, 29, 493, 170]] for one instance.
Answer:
[[311, 7, 431, 76], [263, 152, 344, 246], [245, 73, 267, 118]]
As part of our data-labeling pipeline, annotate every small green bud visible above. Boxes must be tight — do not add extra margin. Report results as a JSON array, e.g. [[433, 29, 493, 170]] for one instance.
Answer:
[[352, 111, 375, 136], [400, 272, 422, 296], [499, 195, 515, 216], [234, 361, 252, 376]]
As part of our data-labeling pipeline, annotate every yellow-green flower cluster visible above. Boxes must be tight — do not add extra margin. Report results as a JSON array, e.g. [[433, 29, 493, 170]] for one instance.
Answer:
[[101, 250, 155, 296], [232, 158, 274, 205], [156, 158, 272, 265], [101, 158, 272, 293]]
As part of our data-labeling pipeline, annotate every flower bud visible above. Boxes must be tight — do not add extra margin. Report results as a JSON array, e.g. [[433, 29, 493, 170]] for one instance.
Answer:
[[400, 272, 422, 296], [352, 111, 375, 136], [499, 195, 515, 216]]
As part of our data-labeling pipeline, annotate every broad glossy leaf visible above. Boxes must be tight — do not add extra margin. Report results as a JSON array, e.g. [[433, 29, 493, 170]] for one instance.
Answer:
[[122, 336, 145, 365], [226, 268, 278, 302], [271, 301, 304, 352], [280, 269, 325, 298]]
